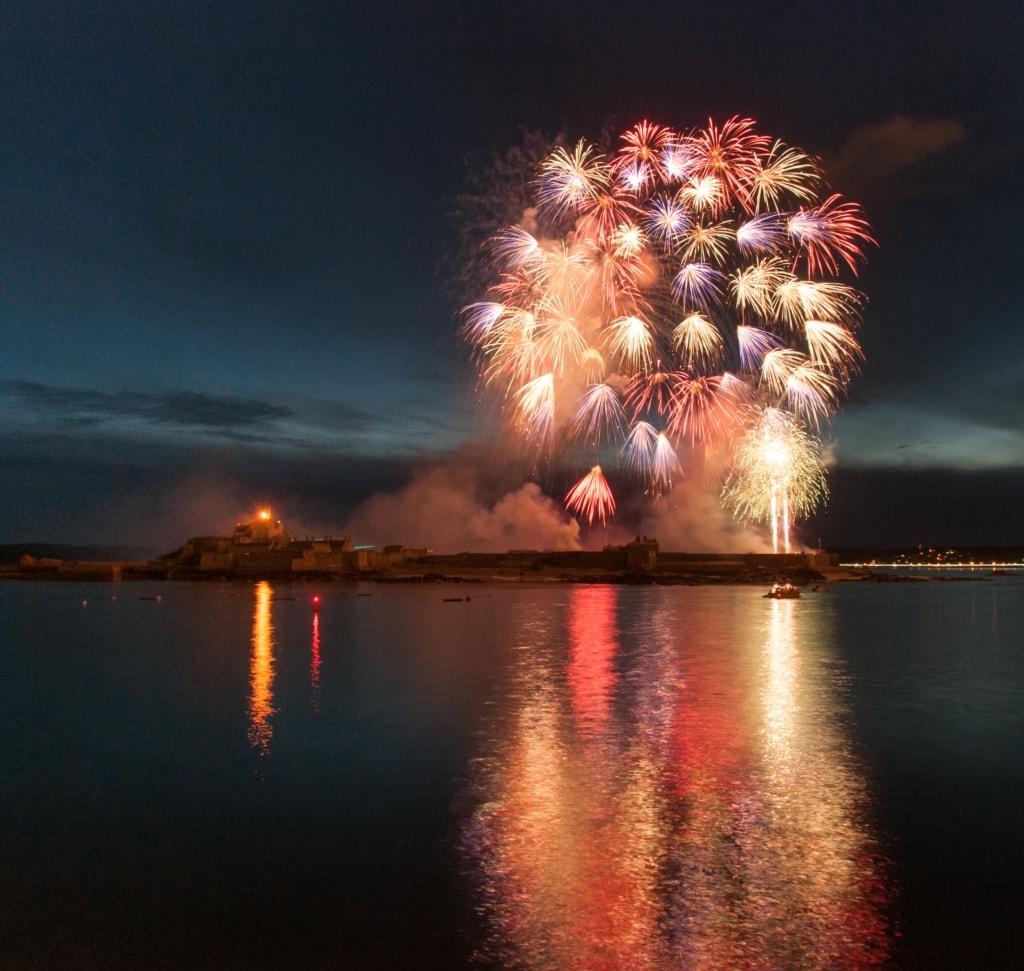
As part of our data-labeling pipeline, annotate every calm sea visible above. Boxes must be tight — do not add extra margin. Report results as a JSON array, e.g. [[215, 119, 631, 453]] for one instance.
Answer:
[[2, 577, 1022, 969]]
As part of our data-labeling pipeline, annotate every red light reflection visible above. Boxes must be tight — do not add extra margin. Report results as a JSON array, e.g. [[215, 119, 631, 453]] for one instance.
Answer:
[[567, 585, 618, 738], [310, 609, 321, 714]]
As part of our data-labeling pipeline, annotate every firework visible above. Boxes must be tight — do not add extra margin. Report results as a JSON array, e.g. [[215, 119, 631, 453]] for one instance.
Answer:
[[462, 118, 872, 536], [721, 408, 828, 553], [565, 465, 616, 526]]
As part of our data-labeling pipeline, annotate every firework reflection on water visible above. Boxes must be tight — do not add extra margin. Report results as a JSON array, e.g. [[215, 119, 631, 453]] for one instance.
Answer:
[[462, 585, 891, 969]]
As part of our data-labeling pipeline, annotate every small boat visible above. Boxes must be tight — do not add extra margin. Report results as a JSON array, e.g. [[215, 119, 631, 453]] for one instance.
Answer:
[[764, 583, 800, 599]]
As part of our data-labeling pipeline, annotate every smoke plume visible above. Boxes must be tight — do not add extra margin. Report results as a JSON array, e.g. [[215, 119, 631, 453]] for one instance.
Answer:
[[342, 447, 581, 553]]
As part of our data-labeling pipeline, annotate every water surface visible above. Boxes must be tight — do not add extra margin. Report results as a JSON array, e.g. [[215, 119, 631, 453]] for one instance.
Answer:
[[1, 578, 1022, 968]]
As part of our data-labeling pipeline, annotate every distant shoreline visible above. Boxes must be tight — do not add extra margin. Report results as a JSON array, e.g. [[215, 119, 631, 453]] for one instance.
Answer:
[[3, 540, 1021, 586], [2, 562, 1017, 586]]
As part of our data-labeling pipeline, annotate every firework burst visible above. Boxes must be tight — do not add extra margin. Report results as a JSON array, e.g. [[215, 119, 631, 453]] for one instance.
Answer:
[[721, 408, 828, 553], [462, 118, 872, 538], [565, 465, 616, 526]]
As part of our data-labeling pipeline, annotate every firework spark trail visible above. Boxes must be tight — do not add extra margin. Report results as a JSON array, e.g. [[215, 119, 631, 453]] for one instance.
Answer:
[[462, 118, 873, 537]]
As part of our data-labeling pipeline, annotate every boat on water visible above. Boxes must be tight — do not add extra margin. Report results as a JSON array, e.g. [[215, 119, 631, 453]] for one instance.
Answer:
[[764, 583, 801, 599]]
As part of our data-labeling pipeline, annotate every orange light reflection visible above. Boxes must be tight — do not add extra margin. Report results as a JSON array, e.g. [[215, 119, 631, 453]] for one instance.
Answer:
[[247, 581, 276, 755]]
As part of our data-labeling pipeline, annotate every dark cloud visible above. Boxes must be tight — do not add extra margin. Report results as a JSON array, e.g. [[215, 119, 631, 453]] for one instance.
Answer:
[[0, 379, 461, 481], [1, 380, 290, 429], [152, 392, 288, 427]]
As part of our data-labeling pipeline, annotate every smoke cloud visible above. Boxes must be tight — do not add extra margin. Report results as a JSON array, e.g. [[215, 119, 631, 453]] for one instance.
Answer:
[[341, 444, 785, 555], [342, 448, 581, 553], [633, 483, 774, 554], [824, 115, 966, 195]]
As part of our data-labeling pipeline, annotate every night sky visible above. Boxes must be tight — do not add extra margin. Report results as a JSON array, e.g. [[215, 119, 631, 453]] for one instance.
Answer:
[[1, 0, 1021, 552]]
